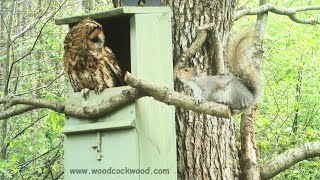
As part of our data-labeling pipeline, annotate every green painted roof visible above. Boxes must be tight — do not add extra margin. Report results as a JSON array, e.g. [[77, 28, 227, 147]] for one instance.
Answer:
[[55, 6, 170, 25]]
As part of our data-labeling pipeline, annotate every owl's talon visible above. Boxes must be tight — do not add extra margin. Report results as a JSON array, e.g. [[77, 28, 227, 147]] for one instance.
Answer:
[[81, 88, 90, 99], [94, 87, 103, 95]]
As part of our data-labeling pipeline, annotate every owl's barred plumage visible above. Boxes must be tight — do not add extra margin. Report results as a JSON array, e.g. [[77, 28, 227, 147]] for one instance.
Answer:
[[63, 18, 124, 98]]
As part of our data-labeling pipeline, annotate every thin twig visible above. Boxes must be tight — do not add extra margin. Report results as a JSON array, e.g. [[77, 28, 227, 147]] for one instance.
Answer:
[[235, 3, 320, 24]]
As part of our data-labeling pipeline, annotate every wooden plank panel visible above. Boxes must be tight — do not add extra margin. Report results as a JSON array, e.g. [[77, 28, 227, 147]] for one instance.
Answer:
[[63, 86, 136, 133], [130, 12, 177, 180], [64, 129, 139, 180]]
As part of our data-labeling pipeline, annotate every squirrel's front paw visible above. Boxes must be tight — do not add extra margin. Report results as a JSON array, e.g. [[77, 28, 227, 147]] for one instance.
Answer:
[[193, 98, 204, 105], [216, 100, 228, 105]]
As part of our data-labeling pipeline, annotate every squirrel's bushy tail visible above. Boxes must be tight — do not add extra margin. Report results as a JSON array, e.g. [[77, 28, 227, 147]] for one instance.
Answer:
[[227, 30, 263, 99]]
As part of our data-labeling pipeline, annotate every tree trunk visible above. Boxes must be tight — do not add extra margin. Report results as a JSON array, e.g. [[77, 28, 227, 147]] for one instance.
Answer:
[[164, 0, 239, 179], [0, 1, 4, 90], [82, 0, 95, 12], [112, 0, 240, 178], [1, 0, 16, 161], [237, 1, 268, 179]]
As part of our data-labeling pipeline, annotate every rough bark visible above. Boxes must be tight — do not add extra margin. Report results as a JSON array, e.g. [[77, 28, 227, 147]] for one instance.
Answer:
[[163, 0, 239, 179], [260, 141, 320, 180], [240, 109, 260, 180], [238, 0, 268, 179]]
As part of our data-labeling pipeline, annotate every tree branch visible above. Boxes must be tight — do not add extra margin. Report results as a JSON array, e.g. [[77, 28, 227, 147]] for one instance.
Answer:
[[0, 88, 144, 120], [239, 1, 269, 179], [0, 73, 232, 120], [235, 3, 320, 24], [11, 115, 45, 140], [173, 22, 227, 74], [210, 28, 225, 74], [173, 26, 208, 72], [15, 72, 64, 96], [16, 141, 63, 174], [239, 108, 260, 180], [261, 141, 320, 180], [124, 72, 231, 117], [10, 12, 54, 44], [0, 105, 37, 119]]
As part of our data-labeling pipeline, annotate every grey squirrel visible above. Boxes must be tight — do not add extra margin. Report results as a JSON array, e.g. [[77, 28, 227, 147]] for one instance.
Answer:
[[176, 30, 262, 114]]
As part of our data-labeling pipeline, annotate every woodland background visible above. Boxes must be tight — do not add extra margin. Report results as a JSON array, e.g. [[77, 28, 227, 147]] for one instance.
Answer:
[[0, 0, 319, 179]]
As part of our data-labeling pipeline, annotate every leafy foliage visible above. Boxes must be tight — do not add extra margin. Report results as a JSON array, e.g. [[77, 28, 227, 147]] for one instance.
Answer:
[[258, 14, 320, 179], [0, 0, 113, 179], [0, 0, 319, 179], [237, 0, 320, 179]]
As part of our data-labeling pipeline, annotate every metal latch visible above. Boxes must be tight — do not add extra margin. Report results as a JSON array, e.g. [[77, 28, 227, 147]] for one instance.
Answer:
[[91, 131, 103, 160]]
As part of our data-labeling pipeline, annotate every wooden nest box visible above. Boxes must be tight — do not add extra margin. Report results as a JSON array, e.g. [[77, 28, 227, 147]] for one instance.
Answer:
[[56, 7, 177, 180]]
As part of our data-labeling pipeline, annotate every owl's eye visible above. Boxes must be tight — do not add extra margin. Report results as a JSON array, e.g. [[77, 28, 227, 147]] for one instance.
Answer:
[[91, 37, 100, 43]]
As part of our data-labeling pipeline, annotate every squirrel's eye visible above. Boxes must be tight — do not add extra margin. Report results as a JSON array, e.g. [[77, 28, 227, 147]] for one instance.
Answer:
[[184, 68, 189, 72], [91, 37, 100, 43]]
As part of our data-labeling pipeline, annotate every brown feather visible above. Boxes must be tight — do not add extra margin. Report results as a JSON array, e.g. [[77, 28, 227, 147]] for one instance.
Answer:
[[63, 18, 124, 95]]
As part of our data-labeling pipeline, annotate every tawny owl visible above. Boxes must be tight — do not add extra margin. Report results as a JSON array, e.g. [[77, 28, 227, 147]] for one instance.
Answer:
[[63, 18, 124, 98]]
